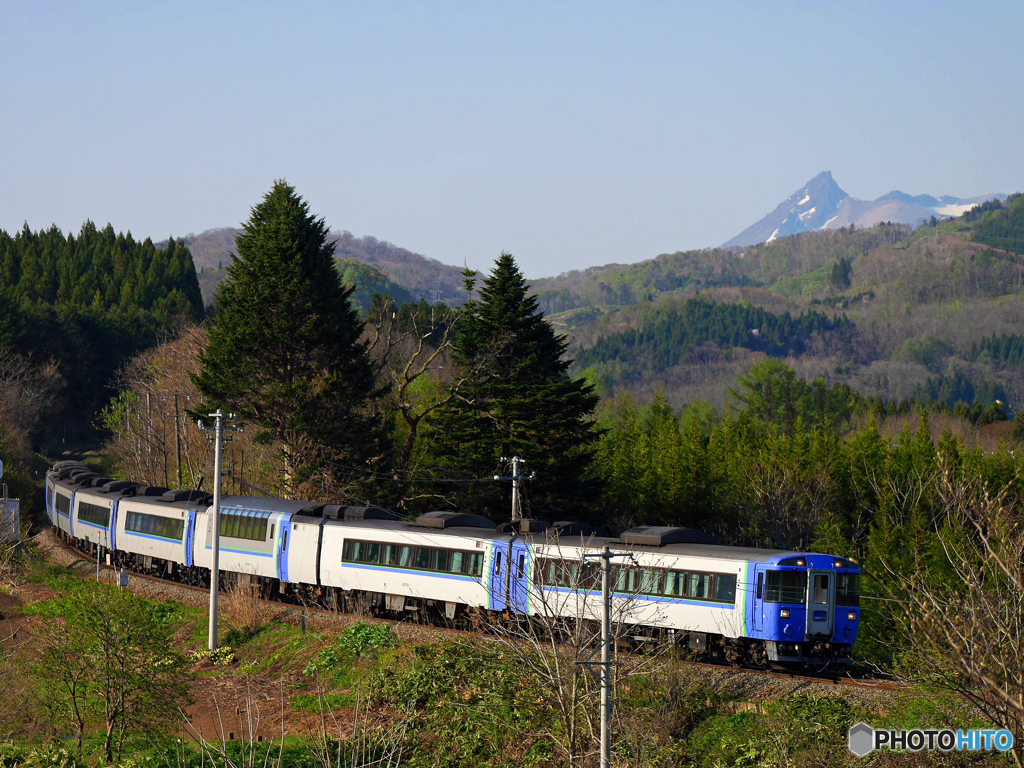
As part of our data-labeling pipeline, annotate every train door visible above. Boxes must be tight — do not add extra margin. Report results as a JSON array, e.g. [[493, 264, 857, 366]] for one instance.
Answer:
[[184, 509, 196, 567], [277, 515, 292, 583], [108, 500, 118, 552], [45, 478, 54, 525], [750, 564, 767, 635], [488, 542, 508, 611], [806, 570, 834, 636], [507, 541, 530, 615]]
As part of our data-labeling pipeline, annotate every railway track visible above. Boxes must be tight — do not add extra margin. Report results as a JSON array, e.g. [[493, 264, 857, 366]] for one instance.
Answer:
[[48, 530, 905, 692]]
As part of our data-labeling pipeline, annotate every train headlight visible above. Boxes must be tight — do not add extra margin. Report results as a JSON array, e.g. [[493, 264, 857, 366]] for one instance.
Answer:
[[847, 611, 856, 621], [780, 609, 790, 618]]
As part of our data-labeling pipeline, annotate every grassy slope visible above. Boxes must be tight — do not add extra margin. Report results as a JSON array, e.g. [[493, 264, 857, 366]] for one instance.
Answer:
[[2, 550, 1001, 768]]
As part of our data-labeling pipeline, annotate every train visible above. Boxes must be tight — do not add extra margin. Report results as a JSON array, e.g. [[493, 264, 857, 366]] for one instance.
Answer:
[[45, 460, 860, 667]]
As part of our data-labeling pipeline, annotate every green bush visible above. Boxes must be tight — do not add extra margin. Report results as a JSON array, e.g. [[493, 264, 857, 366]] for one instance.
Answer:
[[303, 622, 396, 679]]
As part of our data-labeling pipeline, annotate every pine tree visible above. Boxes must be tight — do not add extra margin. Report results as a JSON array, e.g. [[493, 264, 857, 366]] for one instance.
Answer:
[[429, 253, 602, 520], [192, 180, 386, 496]]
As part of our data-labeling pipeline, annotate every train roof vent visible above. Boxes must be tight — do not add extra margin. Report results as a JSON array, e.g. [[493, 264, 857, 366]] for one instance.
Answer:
[[161, 489, 213, 504], [414, 511, 496, 530], [85, 477, 115, 488], [620, 526, 718, 547], [496, 519, 548, 534], [68, 471, 98, 484], [325, 505, 400, 521], [56, 466, 87, 480], [133, 485, 170, 497], [551, 521, 604, 538], [52, 461, 87, 473], [99, 481, 137, 494]]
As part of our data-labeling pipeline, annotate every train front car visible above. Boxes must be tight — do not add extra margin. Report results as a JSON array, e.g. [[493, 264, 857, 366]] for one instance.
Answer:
[[747, 553, 860, 667]]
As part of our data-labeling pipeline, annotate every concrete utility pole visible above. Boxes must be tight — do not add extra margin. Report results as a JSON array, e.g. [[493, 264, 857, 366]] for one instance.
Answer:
[[494, 456, 534, 521], [197, 410, 240, 651], [580, 545, 630, 768], [599, 545, 612, 767]]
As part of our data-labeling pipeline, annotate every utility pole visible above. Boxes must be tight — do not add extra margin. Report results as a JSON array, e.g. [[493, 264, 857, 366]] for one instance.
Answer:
[[168, 393, 191, 487], [494, 456, 534, 521], [197, 410, 240, 650], [579, 545, 632, 768]]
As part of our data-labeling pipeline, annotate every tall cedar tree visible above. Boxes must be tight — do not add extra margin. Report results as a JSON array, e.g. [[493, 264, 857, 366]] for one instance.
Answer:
[[431, 253, 602, 520], [192, 181, 385, 496]]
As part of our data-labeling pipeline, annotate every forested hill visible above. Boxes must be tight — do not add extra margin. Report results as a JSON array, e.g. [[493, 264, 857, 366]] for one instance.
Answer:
[[178, 228, 470, 306], [559, 195, 1024, 416], [530, 223, 913, 314], [971, 192, 1024, 254], [574, 297, 853, 383], [0, 221, 204, 443]]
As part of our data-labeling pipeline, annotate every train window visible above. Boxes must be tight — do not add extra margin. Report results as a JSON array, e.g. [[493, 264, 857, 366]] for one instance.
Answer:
[[55, 493, 71, 516], [415, 547, 433, 570], [382, 544, 399, 566], [639, 569, 660, 595], [344, 541, 364, 563], [398, 546, 413, 567], [765, 571, 807, 603], [756, 573, 763, 600], [562, 561, 580, 587], [687, 573, 709, 599], [664, 571, 686, 597], [450, 551, 465, 573], [125, 511, 184, 541], [713, 575, 737, 603], [580, 562, 599, 590], [516, 554, 525, 580], [365, 543, 381, 564], [269, 524, 275, 540], [79, 502, 109, 527], [813, 574, 830, 605], [615, 567, 638, 593], [494, 551, 502, 575], [836, 573, 860, 606], [538, 559, 557, 585], [467, 552, 483, 576], [436, 549, 452, 572]]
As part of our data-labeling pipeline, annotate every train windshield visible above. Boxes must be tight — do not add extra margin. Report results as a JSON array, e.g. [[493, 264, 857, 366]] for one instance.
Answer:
[[836, 573, 860, 606], [764, 570, 807, 603]]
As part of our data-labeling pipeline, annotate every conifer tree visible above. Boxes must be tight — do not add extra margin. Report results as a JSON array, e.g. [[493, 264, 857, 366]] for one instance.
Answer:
[[429, 253, 601, 520], [193, 180, 385, 496]]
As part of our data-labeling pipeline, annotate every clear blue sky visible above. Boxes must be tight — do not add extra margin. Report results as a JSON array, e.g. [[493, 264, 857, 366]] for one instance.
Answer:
[[3, 1, 1021, 278]]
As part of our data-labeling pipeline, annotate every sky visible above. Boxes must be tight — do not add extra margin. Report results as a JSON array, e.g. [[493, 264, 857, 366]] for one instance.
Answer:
[[2, 1, 1022, 279]]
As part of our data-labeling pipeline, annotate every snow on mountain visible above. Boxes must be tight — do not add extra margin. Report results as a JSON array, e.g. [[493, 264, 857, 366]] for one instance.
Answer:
[[722, 172, 1005, 249]]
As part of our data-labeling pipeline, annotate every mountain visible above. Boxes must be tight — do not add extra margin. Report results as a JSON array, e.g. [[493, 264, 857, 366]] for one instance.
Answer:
[[172, 228, 470, 306], [722, 171, 1004, 248]]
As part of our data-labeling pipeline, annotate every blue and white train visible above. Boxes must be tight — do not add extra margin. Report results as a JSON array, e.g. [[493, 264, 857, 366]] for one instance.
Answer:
[[46, 460, 860, 667]]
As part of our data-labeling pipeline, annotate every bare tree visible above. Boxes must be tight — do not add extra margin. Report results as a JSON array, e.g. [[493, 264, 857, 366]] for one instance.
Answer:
[[742, 454, 833, 550], [102, 325, 278, 494], [0, 348, 63, 461], [887, 465, 1024, 767]]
